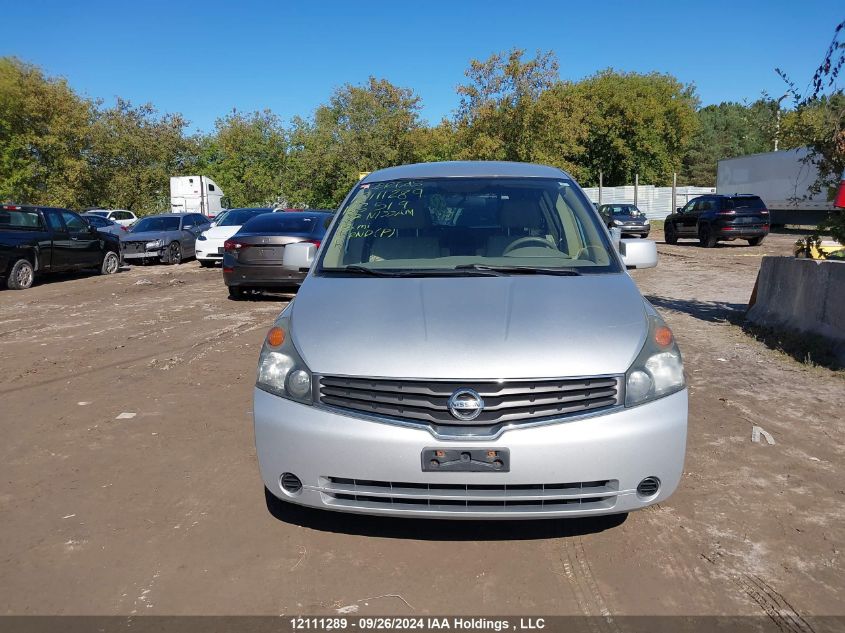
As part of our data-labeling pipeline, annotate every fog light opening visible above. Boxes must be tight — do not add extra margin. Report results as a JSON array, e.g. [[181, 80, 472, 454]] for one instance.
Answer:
[[637, 476, 660, 499], [280, 472, 303, 496]]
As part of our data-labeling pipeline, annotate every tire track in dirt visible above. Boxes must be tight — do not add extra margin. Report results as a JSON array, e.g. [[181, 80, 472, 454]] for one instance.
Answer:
[[736, 574, 816, 633], [549, 537, 620, 633]]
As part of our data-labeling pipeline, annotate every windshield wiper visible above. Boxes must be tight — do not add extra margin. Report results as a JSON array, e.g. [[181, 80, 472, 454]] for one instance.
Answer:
[[454, 264, 582, 276], [321, 265, 505, 277], [322, 265, 407, 277]]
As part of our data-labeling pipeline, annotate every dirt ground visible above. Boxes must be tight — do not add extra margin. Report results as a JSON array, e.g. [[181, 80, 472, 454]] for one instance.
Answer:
[[0, 231, 842, 621]]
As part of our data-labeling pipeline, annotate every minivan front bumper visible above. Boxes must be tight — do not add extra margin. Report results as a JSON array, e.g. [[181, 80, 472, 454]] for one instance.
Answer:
[[254, 387, 688, 519]]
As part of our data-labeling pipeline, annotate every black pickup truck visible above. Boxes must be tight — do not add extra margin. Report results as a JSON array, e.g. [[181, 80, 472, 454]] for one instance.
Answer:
[[0, 204, 122, 290]]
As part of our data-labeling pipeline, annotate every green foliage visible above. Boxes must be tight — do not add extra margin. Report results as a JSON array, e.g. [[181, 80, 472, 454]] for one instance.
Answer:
[[554, 70, 700, 186], [682, 99, 779, 186], [454, 48, 559, 161], [283, 77, 423, 208], [88, 99, 194, 213], [0, 50, 837, 215], [197, 110, 287, 208], [0, 57, 93, 206]]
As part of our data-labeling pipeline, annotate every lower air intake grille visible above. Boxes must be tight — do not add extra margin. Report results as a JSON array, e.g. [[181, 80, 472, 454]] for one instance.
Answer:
[[320, 477, 619, 514]]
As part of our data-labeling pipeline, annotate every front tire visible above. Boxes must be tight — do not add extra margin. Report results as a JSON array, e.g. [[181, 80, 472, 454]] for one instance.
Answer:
[[698, 224, 717, 248], [165, 242, 182, 265], [664, 223, 678, 245], [747, 236, 765, 246], [100, 251, 119, 275], [7, 259, 34, 290]]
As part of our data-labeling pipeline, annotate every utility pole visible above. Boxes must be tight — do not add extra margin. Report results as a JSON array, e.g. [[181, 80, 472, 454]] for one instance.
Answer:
[[672, 172, 677, 213], [598, 170, 603, 206], [634, 173, 639, 207]]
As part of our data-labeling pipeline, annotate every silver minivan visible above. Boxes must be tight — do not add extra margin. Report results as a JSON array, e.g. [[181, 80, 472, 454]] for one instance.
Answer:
[[254, 162, 687, 520]]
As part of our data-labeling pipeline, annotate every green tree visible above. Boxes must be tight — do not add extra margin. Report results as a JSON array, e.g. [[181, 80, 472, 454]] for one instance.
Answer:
[[0, 57, 94, 206], [778, 18, 845, 243], [283, 77, 423, 208], [197, 110, 287, 208], [563, 70, 699, 186], [682, 99, 779, 185], [87, 99, 195, 213], [454, 49, 559, 161]]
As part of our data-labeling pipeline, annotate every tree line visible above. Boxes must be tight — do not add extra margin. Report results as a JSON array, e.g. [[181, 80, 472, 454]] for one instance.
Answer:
[[0, 50, 839, 214]]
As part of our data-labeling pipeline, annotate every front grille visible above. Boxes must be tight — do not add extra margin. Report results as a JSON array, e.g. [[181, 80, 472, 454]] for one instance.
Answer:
[[317, 375, 621, 427], [122, 241, 146, 254], [321, 477, 618, 513]]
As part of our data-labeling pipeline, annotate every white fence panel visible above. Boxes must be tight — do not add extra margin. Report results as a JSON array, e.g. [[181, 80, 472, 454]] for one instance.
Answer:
[[582, 185, 716, 220]]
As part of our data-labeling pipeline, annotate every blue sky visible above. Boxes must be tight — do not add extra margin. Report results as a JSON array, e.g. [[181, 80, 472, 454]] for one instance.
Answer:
[[2, 0, 841, 133]]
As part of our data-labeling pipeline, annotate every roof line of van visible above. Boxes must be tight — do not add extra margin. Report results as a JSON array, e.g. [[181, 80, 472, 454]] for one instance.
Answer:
[[361, 161, 571, 183]]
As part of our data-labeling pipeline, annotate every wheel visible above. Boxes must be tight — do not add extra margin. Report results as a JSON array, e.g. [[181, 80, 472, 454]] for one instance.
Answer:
[[228, 286, 245, 300], [664, 223, 677, 245], [698, 224, 717, 248], [6, 259, 34, 290], [747, 236, 765, 246], [100, 251, 119, 275], [165, 242, 182, 265], [198, 259, 215, 268]]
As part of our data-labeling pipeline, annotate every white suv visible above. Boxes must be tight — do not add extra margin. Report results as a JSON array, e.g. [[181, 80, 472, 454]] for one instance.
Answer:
[[87, 209, 137, 227]]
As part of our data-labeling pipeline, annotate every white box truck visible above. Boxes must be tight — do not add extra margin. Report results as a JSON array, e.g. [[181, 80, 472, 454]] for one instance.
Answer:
[[170, 176, 226, 218], [717, 148, 833, 226]]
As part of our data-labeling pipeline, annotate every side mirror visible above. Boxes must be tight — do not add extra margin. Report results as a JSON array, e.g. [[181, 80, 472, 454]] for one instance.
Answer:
[[283, 242, 316, 270], [620, 238, 658, 269], [675, 207, 683, 213], [210, 221, 217, 228]]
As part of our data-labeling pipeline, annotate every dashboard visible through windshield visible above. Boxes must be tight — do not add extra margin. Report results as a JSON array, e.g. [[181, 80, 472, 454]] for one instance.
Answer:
[[318, 177, 621, 275]]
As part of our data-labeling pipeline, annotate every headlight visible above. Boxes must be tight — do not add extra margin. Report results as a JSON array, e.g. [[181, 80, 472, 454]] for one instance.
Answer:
[[256, 312, 312, 404], [625, 312, 685, 407], [613, 220, 623, 226], [145, 240, 162, 250], [644, 218, 650, 225]]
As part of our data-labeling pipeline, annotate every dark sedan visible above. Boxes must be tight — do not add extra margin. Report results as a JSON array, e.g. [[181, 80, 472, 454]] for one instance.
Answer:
[[223, 211, 333, 299], [598, 204, 651, 237]]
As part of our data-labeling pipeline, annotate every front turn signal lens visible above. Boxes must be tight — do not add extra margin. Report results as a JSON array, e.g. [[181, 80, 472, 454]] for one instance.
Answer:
[[654, 326, 673, 347], [266, 326, 285, 347]]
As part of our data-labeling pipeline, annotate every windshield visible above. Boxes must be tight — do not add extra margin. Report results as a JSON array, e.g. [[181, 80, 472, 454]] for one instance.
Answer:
[[131, 216, 181, 232], [87, 211, 109, 217], [217, 209, 269, 227], [610, 205, 641, 216], [318, 178, 620, 274]]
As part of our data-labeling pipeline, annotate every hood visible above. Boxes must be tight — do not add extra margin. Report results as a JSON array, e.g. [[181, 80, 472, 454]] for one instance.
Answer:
[[201, 225, 240, 240], [290, 274, 649, 379]]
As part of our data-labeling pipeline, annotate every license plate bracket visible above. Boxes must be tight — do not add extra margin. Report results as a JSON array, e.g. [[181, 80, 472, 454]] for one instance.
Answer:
[[421, 448, 509, 472]]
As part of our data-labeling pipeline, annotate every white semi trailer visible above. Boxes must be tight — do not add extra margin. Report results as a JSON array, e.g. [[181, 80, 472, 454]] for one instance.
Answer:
[[717, 147, 833, 226], [170, 176, 226, 218]]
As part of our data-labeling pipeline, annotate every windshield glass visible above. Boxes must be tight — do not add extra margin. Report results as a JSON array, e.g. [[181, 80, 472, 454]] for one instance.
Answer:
[[217, 209, 269, 227], [318, 178, 620, 274], [610, 205, 641, 216], [131, 216, 181, 232], [87, 211, 109, 217]]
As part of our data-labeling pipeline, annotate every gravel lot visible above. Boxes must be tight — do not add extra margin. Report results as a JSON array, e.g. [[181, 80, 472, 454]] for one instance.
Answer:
[[0, 231, 842, 619]]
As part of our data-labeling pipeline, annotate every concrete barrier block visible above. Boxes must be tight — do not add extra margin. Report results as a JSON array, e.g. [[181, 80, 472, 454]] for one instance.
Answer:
[[746, 257, 845, 362]]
